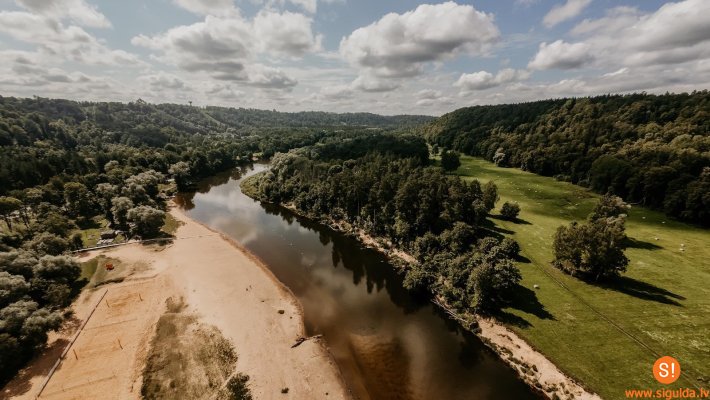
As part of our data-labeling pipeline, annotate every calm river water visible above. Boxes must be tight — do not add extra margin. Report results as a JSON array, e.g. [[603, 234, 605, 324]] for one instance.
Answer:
[[175, 164, 537, 400]]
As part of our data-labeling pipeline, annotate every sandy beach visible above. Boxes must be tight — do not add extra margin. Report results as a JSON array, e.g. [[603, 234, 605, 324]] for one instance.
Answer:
[[1, 207, 351, 400]]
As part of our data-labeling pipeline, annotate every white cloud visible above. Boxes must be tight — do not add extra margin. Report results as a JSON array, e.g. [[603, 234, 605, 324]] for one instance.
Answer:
[[139, 73, 187, 91], [247, 65, 298, 89], [531, 0, 710, 72], [414, 89, 454, 107], [528, 40, 593, 70], [253, 10, 321, 57], [15, 0, 111, 28], [133, 9, 321, 89], [416, 89, 443, 100], [455, 68, 530, 91], [340, 2, 499, 79], [132, 15, 253, 65], [543, 0, 591, 28], [0, 11, 141, 66], [350, 74, 398, 92]]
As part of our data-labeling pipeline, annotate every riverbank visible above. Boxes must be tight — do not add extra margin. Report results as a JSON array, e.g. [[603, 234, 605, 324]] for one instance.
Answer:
[[1, 206, 351, 400], [328, 216, 600, 399], [241, 181, 599, 400]]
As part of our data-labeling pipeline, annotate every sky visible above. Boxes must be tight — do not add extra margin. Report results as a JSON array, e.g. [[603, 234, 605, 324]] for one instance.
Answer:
[[0, 0, 708, 115]]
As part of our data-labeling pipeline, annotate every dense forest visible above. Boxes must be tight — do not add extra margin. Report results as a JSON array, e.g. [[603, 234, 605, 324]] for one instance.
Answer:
[[0, 95, 429, 384], [242, 134, 523, 316], [423, 91, 710, 225]]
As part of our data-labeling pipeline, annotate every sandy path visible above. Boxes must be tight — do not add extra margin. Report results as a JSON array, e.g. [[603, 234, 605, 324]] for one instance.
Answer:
[[2, 207, 351, 400]]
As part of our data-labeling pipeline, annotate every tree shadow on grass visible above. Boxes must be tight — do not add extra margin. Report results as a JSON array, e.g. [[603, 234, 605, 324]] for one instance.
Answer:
[[495, 284, 555, 328], [625, 237, 663, 250], [599, 276, 685, 306], [76, 217, 101, 230], [480, 219, 514, 239], [490, 215, 532, 225]]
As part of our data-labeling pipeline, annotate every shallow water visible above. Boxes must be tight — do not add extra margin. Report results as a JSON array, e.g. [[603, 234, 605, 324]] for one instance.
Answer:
[[176, 165, 537, 400]]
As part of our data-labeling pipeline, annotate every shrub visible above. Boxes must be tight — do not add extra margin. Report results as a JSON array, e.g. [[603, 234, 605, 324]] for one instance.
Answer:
[[500, 202, 520, 220]]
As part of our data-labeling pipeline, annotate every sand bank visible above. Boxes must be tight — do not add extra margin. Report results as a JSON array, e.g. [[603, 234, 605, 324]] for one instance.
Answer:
[[2, 207, 350, 400]]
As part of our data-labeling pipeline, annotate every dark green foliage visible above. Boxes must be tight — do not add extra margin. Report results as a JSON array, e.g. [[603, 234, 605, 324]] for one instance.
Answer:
[[24, 232, 69, 256], [247, 135, 522, 314], [482, 181, 499, 212], [127, 206, 166, 238], [0, 251, 80, 383], [589, 194, 629, 221], [0, 96, 429, 195], [424, 92, 710, 225], [0, 196, 22, 231], [500, 201, 520, 220], [553, 197, 630, 281], [70, 233, 84, 250], [111, 197, 134, 230], [0, 95, 433, 385], [169, 161, 192, 191], [33, 212, 77, 237], [440, 150, 461, 171]]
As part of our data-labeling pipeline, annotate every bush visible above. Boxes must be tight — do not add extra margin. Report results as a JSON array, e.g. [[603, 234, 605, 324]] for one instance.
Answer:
[[441, 150, 461, 171], [24, 232, 69, 256], [500, 202, 520, 220], [70, 233, 84, 250], [220, 374, 252, 400]]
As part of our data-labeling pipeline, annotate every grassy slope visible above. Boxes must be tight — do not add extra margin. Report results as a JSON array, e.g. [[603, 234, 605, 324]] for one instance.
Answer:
[[455, 156, 710, 399]]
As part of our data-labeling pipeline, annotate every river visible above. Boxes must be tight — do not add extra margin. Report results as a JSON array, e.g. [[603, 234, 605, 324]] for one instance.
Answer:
[[175, 164, 537, 400]]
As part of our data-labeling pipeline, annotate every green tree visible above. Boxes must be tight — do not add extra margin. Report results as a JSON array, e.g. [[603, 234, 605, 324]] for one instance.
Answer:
[[0, 197, 22, 231], [467, 259, 521, 312], [552, 217, 629, 281], [482, 181, 499, 212], [0, 272, 30, 308], [63, 182, 92, 218], [25, 232, 69, 256], [500, 201, 520, 220], [589, 194, 629, 221], [111, 197, 134, 230], [33, 212, 77, 237], [440, 222, 475, 253], [127, 206, 165, 238], [70, 233, 84, 250], [95, 183, 117, 221], [440, 150, 461, 171], [169, 161, 192, 191], [30, 255, 81, 307]]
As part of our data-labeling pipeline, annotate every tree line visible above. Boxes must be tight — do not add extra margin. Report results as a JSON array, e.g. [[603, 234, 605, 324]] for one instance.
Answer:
[[423, 91, 710, 225], [243, 134, 523, 315], [0, 95, 429, 385]]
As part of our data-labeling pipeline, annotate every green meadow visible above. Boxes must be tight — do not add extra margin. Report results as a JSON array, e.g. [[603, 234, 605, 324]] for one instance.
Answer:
[[454, 156, 710, 399]]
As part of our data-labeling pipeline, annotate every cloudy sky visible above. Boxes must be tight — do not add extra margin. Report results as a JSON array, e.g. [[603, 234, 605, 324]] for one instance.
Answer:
[[0, 0, 708, 115]]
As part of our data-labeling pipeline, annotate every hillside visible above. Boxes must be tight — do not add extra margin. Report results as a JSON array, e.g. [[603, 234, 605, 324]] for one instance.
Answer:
[[0, 95, 432, 194], [423, 92, 710, 225]]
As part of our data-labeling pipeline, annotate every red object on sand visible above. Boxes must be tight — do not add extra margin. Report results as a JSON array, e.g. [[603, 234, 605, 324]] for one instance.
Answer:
[[105, 263, 114, 271]]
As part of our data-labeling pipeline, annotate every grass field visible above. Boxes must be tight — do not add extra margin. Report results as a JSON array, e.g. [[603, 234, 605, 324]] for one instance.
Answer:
[[454, 156, 710, 399]]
